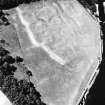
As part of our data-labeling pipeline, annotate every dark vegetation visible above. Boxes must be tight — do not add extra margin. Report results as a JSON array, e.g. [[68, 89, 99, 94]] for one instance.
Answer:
[[0, 0, 42, 25], [0, 40, 46, 105], [0, 0, 42, 10], [78, 0, 98, 13], [0, 10, 10, 26]]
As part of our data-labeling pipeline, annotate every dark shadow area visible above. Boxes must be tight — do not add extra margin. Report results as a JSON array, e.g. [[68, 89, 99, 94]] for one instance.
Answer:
[[0, 0, 41, 10], [84, 1, 105, 105]]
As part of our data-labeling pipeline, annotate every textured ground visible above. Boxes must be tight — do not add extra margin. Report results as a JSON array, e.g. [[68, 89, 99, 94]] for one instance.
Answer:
[[0, 0, 101, 105]]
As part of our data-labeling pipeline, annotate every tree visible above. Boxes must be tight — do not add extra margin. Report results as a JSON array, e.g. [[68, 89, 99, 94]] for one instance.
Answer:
[[0, 47, 9, 57], [0, 42, 46, 105], [3, 55, 15, 64], [15, 56, 23, 63], [26, 70, 33, 77]]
